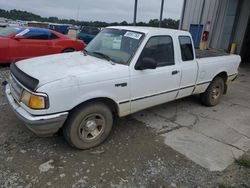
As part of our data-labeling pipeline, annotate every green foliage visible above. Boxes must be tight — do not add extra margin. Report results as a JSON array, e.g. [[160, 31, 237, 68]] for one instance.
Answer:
[[0, 9, 42, 21], [235, 158, 250, 168], [0, 8, 179, 29]]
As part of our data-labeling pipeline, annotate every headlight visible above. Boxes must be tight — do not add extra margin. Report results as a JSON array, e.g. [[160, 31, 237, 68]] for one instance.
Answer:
[[21, 90, 48, 109]]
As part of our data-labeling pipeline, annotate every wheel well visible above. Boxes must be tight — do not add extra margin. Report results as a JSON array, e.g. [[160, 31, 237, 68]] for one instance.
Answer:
[[214, 72, 228, 94], [71, 98, 119, 117], [62, 48, 75, 52]]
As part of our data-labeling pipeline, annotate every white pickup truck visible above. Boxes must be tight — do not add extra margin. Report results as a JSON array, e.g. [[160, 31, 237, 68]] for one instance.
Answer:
[[5, 26, 241, 149]]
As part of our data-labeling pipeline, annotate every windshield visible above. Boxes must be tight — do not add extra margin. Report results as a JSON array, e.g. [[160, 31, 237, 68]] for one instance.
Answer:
[[85, 28, 144, 65], [0, 27, 24, 37]]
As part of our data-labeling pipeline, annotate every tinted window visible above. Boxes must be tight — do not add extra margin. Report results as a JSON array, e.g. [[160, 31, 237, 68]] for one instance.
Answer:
[[81, 27, 99, 35], [139, 36, 175, 67], [81, 27, 90, 34], [90, 28, 100, 35], [179, 36, 194, 61], [24, 29, 49, 40]]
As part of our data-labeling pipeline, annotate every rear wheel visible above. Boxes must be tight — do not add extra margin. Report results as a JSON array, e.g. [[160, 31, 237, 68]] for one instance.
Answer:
[[63, 102, 113, 149], [200, 77, 225, 106], [63, 48, 75, 53]]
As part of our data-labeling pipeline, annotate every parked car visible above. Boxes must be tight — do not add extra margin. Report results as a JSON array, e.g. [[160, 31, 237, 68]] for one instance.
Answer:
[[5, 26, 241, 149], [0, 27, 86, 64], [49, 23, 69, 35], [0, 17, 8, 28], [77, 26, 100, 44]]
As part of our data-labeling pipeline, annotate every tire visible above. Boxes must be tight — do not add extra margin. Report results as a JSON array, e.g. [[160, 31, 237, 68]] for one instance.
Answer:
[[63, 102, 113, 149], [63, 48, 75, 53], [200, 77, 225, 107]]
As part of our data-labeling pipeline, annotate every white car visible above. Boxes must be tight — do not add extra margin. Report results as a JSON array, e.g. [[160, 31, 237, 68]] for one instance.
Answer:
[[5, 26, 241, 149]]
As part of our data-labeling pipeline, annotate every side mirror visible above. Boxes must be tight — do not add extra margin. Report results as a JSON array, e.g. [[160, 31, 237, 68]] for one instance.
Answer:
[[14, 35, 25, 40], [135, 57, 157, 70]]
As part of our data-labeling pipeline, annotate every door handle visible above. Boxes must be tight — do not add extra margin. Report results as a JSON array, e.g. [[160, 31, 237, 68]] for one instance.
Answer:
[[172, 70, 180, 75]]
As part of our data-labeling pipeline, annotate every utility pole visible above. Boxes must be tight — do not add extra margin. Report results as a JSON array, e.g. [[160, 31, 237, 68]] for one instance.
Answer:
[[159, 0, 164, 27], [133, 0, 138, 26]]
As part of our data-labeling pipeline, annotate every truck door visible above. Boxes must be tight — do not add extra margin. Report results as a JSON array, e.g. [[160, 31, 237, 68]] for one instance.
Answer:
[[177, 36, 198, 99], [130, 36, 181, 113]]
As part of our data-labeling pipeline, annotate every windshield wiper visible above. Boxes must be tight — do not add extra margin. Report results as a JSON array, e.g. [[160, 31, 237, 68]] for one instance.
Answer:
[[92, 51, 116, 65]]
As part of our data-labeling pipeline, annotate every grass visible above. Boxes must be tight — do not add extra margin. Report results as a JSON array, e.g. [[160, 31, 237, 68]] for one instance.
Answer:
[[235, 158, 250, 168]]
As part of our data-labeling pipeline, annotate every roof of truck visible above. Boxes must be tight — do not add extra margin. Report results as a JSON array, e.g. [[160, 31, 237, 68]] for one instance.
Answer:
[[108, 26, 190, 36]]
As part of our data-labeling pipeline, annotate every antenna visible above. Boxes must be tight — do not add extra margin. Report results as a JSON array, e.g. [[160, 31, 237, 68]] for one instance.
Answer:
[[133, 0, 138, 26], [159, 0, 165, 27]]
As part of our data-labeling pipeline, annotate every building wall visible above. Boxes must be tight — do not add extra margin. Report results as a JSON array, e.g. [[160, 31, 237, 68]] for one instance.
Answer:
[[211, 0, 238, 50], [180, 0, 242, 53], [181, 0, 218, 31], [232, 0, 250, 54]]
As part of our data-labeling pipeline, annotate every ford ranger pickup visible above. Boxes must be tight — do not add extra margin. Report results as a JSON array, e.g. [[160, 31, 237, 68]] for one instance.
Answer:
[[5, 26, 241, 149]]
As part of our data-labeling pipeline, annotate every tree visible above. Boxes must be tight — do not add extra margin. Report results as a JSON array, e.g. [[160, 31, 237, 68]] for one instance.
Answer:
[[0, 8, 179, 29]]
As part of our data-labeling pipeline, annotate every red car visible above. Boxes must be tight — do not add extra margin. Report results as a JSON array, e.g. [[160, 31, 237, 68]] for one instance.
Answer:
[[0, 27, 86, 64]]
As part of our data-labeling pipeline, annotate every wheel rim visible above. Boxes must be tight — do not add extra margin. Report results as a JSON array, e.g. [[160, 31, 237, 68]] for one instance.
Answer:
[[78, 113, 105, 141], [211, 84, 222, 100]]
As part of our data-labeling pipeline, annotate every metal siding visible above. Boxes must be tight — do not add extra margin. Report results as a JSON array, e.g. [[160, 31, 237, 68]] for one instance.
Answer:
[[181, 0, 202, 30], [206, 0, 220, 47], [220, 0, 238, 50], [210, 0, 228, 49], [233, 0, 250, 54], [181, 0, 218, 32], [180, 0, 246, 53]]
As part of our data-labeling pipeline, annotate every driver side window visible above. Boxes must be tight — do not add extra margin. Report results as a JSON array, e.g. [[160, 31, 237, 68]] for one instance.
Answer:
[[139, 36, 175, 67]]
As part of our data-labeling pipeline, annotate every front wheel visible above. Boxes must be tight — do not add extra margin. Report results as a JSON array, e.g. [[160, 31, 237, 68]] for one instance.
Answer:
[[200, 77, 225, 106], [63, 102, 113, 149]]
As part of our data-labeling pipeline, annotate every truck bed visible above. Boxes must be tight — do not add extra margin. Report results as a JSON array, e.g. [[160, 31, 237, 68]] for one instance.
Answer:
[[195, 49, 229, 59]]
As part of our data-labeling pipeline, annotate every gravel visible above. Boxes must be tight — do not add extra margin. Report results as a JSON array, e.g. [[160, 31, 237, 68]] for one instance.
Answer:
[[0, 66, 9, 106]]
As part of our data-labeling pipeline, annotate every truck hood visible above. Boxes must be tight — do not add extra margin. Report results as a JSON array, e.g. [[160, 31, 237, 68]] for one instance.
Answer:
[[15, 52, 128, 88]]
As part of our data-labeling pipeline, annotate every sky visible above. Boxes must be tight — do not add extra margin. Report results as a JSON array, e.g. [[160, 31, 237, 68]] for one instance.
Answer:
[[0, 0, 184, 23]]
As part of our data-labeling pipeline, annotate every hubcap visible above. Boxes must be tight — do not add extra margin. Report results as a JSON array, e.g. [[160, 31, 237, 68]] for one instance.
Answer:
[[78, 113, 105, 141], [211, 85, 221, 100], [85, 120, 97, 131]]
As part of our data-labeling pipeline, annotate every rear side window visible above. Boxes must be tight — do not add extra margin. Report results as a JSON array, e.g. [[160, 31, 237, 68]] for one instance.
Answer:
[[81, 27, 89, 34], [24, 29, 49, 40], [139, 36, 175, 67], [179, 36, 194, 61], [90, 28, 100, 35], [81, 27, 99, 35]]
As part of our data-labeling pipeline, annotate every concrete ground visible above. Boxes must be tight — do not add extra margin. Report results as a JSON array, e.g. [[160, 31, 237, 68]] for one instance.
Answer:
[[0, 65, 249, 187]]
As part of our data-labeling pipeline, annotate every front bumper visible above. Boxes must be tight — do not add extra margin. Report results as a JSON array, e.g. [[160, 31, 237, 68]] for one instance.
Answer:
[[5, 84, 68, 137]]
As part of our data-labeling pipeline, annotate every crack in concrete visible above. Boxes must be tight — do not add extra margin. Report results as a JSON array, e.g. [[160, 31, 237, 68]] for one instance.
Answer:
[[157, 125, 183, 135], [194, 130, 246, 152], [154, 109, 249, 152], [195, 113, 250, 140], [229, 102, 250, 110], [151, 111, 183, 128]]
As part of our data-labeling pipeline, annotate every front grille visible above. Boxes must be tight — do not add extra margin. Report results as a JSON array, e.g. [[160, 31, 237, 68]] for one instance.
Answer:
[[9, 74, 23, 102]]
